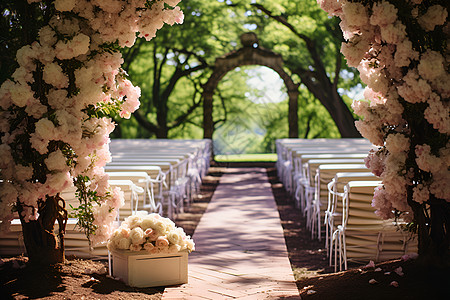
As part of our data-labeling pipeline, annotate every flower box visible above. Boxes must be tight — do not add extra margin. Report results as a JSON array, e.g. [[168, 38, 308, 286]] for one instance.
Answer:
[[111, 249, 188, 288]]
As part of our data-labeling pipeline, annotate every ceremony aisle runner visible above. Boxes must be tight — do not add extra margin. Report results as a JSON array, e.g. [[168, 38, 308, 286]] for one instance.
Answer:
[[163, 168, 300, 299]]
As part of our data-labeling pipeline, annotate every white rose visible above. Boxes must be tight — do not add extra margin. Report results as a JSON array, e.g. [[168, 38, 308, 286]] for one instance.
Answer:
[[129, 227, 145, 245], [167, 230, 183, 246], [186, 238, 195, 252], [116, 237, 131, 250]]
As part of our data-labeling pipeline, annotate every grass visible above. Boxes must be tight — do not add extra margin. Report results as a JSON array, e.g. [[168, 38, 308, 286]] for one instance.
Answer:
[[214, 153, 277, 162]]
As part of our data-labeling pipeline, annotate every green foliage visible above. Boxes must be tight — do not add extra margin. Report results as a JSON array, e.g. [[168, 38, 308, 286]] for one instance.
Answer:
[[70, 175, 100, 240], [115, 0, 363, 146]]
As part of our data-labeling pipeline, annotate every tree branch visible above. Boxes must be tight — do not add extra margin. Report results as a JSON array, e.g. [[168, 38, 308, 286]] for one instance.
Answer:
[[213, 89, 228, 129], [252, 3, 329, 84], [252, 3, 312, 44], [169, 76, 203, 129], [132, 110, 159, 134]]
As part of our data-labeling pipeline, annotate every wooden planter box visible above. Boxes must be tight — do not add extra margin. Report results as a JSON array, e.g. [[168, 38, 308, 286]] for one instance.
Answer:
[[111, 250, 188, 288]]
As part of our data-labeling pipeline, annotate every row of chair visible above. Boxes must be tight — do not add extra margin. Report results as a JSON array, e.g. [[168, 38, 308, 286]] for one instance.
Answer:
[[0, 138, 212, 259], [276, 138, 417, 271]]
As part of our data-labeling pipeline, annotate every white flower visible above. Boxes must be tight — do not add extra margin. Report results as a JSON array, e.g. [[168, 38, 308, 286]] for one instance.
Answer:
[[429, 169, 450, 201], [54, 0, 76, 12], [55, 34, 90, 60], [43, 63, 69, 88], [380, 21, 406, 44], [168, 244, 181, 253], [342, 2, 368, 28], [424, 93, 449, 134], [413, 184, 429, 204], [45, 150, 68, 172], [385, 134, 409, 153], [10, 83, 33, 107], [167, 229, 184, 246], [14, 164, 34, 181], [143, 242, 156, 252], [397, 69, 431, 104], [418, 5, 448, 31], [341, 36, 370, 68], [129, 227, 145, 245], [39, 26, 57, 46], [418, 50, 445, 82], [370, 1, 398, 27], [317, 0, 343, 17], [394, 39, 419, 67], [129, 243, 142, 252], [35, 118, 57, 140], [415, 144, 444, 173], [117, 238, 131, 250]]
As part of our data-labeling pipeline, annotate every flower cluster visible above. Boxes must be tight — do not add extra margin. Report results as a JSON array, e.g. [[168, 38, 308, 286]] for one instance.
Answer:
[[0, 0, 183, 244], [107, 212, 195, 254], [319, 0, 449, 222]]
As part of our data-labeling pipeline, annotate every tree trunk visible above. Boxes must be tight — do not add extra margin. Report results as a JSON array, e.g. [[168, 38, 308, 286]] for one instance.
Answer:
[[155, 126, 169, 138], [18, 195, 67, 266], [296, 70, 360, 138], [408, 187, 450, 268]]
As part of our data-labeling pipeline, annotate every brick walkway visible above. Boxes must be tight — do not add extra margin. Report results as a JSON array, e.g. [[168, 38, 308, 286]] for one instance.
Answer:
[[163, 168, 300, 299]]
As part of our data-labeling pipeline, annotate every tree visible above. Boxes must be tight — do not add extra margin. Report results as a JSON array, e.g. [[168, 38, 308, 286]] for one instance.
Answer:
[[320, 0, 449, 267], [118, 0, 246, 138], [245, 0, 361, 137], [0, 0, 183, 266]]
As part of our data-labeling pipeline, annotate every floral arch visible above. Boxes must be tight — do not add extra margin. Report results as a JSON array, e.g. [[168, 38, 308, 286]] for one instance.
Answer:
[[202, 32, 300, 139]]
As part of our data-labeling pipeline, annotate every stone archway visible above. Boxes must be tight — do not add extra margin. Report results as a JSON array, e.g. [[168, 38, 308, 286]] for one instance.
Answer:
[[202, 32, 299, 139]]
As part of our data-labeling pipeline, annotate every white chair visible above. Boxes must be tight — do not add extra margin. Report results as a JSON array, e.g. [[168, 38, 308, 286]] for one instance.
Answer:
[[332, 181, 417, 271], [324, 172, 379, 260], [307, 163, 367, 240]]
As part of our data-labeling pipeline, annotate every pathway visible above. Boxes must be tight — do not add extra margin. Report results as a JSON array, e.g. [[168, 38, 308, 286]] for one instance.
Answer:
[[163, 168, 300, 299]]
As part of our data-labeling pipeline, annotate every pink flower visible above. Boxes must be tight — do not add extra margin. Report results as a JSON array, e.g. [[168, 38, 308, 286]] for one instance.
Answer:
[[365, 260, 376, 268], [317, 0, 343, 16], [156, 236, 170, 248], [145, 228, 160, 241], [370, 1, 398, 27], [390, 281, 399, 287], [394, 267, 404, 276], [418, 50, 445, 81], [129, 243, 142, 252], [143, 242, 156, 252]]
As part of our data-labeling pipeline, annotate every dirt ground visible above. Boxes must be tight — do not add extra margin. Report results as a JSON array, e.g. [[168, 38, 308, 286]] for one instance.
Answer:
[[0, 164, 449, 299]]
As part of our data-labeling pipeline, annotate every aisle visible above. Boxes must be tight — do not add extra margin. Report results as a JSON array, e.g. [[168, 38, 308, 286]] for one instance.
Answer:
[[163, 168, 300, 299]]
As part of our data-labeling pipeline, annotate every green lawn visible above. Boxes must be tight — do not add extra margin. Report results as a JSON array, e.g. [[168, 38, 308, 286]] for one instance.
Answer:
[[214, 153, 277, 162]]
